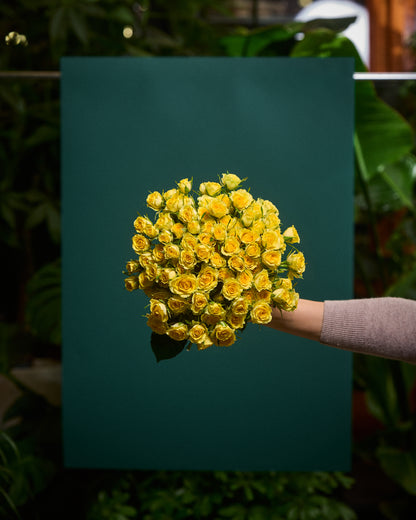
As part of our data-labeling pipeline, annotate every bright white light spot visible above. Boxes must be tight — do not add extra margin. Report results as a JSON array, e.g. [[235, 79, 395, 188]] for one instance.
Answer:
[[123, 26, 134, 39]]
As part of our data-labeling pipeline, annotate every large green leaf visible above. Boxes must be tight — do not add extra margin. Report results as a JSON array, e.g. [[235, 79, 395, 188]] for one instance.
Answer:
[[291, 31, 414, 179], [151, 332, 188, 362], [377, 446, 416, 495], [25, 260, 61, 345]]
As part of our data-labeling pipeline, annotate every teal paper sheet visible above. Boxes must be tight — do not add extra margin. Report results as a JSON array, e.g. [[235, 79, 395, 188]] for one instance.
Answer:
[[61, 57, 354, 470]]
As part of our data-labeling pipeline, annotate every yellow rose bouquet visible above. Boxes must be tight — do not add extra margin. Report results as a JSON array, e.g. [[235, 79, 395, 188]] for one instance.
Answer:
[[124, 173, 305, 361]]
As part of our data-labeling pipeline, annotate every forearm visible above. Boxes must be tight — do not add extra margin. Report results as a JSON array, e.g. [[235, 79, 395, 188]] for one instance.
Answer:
[[266, 299, 324, 342]]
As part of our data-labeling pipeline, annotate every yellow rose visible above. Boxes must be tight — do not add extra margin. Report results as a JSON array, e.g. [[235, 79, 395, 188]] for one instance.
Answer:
[[221, 237, 241, 256], [189, 323, 209, 344], [230, 297, 249, 316], [242, 288, 257, 304], [245, 242, 261, 258], [197, 334, 214, 350], [198, 232, 213, 245], [139, 272, 154, 289], [271, 287, 299, 311], [158, 229, 173, 244], [253, 269, 272, 291], [158, 268, 177, 285], [179, 204, 197, 223], [145, 263, 158, 280], [126, 260, 141, 274], [143, 286, 170, 300], [256, 289, 272, 302], [125, 276, 139, 291], [179, 249, 197, 270], [165, 193, 183, 213], [200, 181, 222, 196], [221, 172, 242, 190], [260, 199, 279, 215], [261, 249, 282, 270], [144, 223, 159, 239], [191, 291, 209, 314], [211, 322, 236, 347], [236, 269, 253, 289], [201, 217, 216, 234], [195, 243, 212, 263], [239, 228, 259, 244], [169, 273, 197, 297], [263, 212, 280, 230], [250, 300, 272, 324], [227, 313, 246, 329], [210, 251, 226, 269], [243, 255, 260, 271], [287, 251, 306, 278], [187, 220, 201, 235], [150, 299, 169, 322], [218, 267, 233, 281], [212, 223, 226, 242], [228, 254, 245, 272], [164, 243, 180, 260], [146, 191, 164, 211], [152, 243, 165, 263], [181, 232, 198, 250], [147, 316, 168, 335], [177, 178, 192, 194], [283, 226, 300, 244], [251, 219, 266, 235], [197, 265, 219, 292], [163, 188, 177, 200], [171, 221, 186, 239], [168, 295, 189, 314], [222, 278, 243, 300], [155, 212, 175, 231], [201, 302, 226, 325], [209, 198, 229, 219], [261, 230, 284, 250], [167, 322, 188, 342], [134, 216, 152, 233], [241, 202, 262, 227], [230, 189, 253, 210], [132, 234, 150, 253], [138, 252, 153, 269]]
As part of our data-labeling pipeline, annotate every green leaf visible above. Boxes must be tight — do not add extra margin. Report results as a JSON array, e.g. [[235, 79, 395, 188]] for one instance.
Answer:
[[377, 446, 416, 495], [151, 333, 187, 362], [292, 31, 414, 180]]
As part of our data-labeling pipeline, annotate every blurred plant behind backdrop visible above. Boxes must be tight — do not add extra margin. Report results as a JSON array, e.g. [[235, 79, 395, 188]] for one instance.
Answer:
[[1, 1, 416, 519]]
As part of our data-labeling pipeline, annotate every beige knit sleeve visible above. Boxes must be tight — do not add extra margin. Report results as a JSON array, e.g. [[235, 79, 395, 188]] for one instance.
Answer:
[[320, 297, 416, 363]]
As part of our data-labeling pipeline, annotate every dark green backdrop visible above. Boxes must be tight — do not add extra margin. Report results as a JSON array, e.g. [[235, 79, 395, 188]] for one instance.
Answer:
[[61, 57, 354, 470]]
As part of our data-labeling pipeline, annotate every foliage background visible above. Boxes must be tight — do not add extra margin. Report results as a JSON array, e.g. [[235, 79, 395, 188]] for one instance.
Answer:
[[1, 1, 416, 518]]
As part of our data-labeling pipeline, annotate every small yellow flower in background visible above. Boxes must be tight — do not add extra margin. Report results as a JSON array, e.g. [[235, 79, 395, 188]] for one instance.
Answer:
[[125, 173, 305, 358]]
